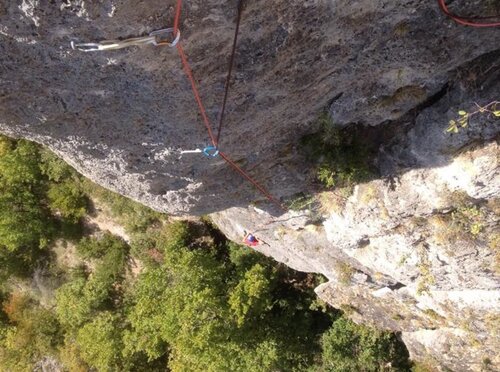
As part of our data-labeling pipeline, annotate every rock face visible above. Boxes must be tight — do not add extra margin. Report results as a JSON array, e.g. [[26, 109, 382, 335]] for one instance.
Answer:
[[213, 74, 500, 370], [1, 0, 499, 370]]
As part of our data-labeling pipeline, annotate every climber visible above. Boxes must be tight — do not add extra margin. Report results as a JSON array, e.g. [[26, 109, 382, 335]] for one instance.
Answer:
[[243, 232, 260, 247]]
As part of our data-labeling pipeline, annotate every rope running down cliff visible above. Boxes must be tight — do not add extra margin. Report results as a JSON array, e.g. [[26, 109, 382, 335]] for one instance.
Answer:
[[172, 0, 287, 211]]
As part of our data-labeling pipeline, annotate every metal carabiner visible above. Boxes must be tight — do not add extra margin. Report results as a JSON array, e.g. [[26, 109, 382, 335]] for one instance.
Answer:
[[149, 28, 181, 47], [71, 36, 155, 52], [70, 41, 106, 52], [70, 27, 180, 52], [180, 149, 203, 154], [203, 146, 220, 158]]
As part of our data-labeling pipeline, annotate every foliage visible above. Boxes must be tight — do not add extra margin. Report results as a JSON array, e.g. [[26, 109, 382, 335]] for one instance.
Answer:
[[301, 113, 375, 190], [58, 337, 89, 372], [0, 136, 13, 157], [77, 232, 129, 260], [416, 244, 435, 295], [0, 135, 413, 371], [124, 223, 335, 371], [0, 189, 50, 252], [56, 234, 129, 329], [41, 150, 88, 228], [129, 232, 162, 267], [0, 140, 54, 280], [47, 180, 87, 223], [452, 205, 484, 236], [335, 262, 355, 285], [0, 141, 52, 253], [446, 100, 499, 133], [229, 263, 273, 326], [125, 232, 232, 369], [0, 293, 62, 370], [55, 277, 92, 329], [287, 193, 316, 211], [0, 136, 88, 278], [0, 140, 43, 186], [227, 240, 262, 270], [318, 317, 411, 372], [39, 149, 75, 182], [76, 312, 123, 371], [82, 180, 163, 234], [432, 192, 487, 248]]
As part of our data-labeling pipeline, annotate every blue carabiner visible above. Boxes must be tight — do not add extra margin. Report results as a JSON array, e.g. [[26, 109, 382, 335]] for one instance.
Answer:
[[203, 146, 219, 158]]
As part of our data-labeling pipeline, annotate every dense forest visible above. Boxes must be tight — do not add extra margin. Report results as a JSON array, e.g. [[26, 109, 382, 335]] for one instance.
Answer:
[[0, 135, 414, 371]]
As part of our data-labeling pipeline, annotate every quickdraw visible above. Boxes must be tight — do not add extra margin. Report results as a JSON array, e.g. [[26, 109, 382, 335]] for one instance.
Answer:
[[71, 28, 180, 52]]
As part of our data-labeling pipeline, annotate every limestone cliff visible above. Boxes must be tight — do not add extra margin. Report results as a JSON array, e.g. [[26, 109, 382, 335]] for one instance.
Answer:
[[1, 0, 499, 370]]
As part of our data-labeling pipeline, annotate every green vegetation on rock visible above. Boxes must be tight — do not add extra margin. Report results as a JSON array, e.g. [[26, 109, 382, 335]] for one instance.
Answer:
[[301, 113, 376, 190]]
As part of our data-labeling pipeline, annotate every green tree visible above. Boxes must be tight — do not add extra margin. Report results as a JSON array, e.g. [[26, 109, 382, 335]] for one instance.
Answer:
[[39, 149, 75, 182], [0, 140, 53, 278], [125, 222, 334, 372], [0, 140, 42, 186], [56, 234, 129, 329], [0, 189, 49, 252], [58, 337, 89, 372], [318, 317, 411, 372], [47, 180, 87, 223], [76, 233, 128, 260], [0, 293, 62, 371], [229, 263, 273, 326], [76, 312, 123, 371], [55, 277, 92, 329]]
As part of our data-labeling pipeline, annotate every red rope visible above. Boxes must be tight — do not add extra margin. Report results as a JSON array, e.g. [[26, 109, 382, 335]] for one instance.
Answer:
[[176, 43, 218, 146], [171, 0, 286, 211], [173, 0, 183, 36], [438, 0, 500, 27], [220, 152, 286, 211]]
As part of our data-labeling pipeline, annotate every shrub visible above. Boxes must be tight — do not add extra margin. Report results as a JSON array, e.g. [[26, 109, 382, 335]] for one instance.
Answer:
[[47, 180, 87, 223], [432, 192, 487, 246], [39, 149, 75, 182], [82, 180, 163, 234], [301, 113, 376, 190], [158, 220, 192, 253], [229, 264, 273, 326], [0, 140, 42, 186], [319, 317, 411, 372], [55, 278, 92, 328], [76, 312, 123, 371], [335, 262, 355, 285], [0, 294, 62, 370], [55, 234, 129, 330], [76, 233, 128, 260], [129, 232, 162, 267]]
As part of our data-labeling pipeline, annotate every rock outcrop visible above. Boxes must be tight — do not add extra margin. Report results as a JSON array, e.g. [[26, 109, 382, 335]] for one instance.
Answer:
[[1, 0, 499, 370]]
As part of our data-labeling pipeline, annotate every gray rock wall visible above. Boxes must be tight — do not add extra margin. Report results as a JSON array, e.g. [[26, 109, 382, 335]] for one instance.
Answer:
[[1, 0, 499, 370], [1, 0, 498, 214]]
